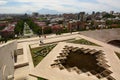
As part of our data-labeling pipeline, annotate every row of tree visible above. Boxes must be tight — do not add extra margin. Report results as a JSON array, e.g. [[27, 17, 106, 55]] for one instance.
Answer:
[[106, 20, 120, 25], [14, 18, 42, 36], [26, 18, 42, 35], [14, 20, 24, 36]]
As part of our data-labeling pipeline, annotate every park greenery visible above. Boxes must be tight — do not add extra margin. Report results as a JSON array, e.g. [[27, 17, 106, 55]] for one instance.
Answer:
[[30, 44, 56, 66], [13, 16, 70, 37], [103, 13, 115, 18], [26, 18, 42, 35], [68, 39, 100, 46], [14, 20, 24, 36], [30, 44, 57, 80], [14, 18, 42, 36]]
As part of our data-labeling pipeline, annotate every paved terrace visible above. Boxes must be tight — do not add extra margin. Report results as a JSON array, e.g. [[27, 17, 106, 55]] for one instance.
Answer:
[[31, 42, 120, 80], [80, 28, 120, 43], [14, 32, 120, 80], [14, 42, 37, 80], [15, 32, 79, 80]]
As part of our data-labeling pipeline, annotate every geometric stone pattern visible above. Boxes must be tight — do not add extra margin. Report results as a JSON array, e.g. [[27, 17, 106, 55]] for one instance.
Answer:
[[51, 45, 115, 80]]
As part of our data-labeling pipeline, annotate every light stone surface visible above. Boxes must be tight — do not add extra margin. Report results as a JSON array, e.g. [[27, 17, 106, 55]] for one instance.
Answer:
[[31, 42, 120, 80], [1, 31, 120, 80], [80, 28, 120, 42]]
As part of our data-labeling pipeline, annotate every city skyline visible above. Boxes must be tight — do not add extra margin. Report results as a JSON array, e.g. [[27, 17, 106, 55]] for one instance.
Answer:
[[0, 0, 120, 14]]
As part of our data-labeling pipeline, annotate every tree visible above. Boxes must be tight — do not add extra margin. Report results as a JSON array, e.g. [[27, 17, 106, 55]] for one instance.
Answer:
[[26, 18, 42, 35], [14, 20, 24, 36], [44, 27, 52, 34], [106, 20, 113, 25], [103, 13, 115, 18]]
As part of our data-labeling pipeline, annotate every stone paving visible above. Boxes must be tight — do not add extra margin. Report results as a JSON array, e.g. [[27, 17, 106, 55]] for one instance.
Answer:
[[15, 32, 79, 80], [15, 32, 120, 80], [14, 42, 37, 80], [30, 42, 120, 80]]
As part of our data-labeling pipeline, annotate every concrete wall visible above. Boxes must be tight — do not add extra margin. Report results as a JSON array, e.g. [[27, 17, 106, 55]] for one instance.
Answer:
[[0, 41, 17, 80], [80, 28, 120, 42]]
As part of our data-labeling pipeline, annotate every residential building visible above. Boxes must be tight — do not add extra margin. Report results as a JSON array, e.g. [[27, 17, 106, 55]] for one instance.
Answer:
[[0, 23, 16, 38]]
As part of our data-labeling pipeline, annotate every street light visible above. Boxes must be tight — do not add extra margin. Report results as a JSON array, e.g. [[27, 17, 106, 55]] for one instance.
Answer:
[[69, 21, 73, 34], [39, 26, 44, 44]]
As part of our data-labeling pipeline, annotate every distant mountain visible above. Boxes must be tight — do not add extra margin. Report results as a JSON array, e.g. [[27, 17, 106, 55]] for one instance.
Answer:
[[38, 8, 62, 14]]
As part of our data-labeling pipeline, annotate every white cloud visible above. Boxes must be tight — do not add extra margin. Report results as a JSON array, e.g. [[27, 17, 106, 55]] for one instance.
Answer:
[[97, 0, 120, 8], [0, 5, 38, 13], [0, 0, 120, 13], [0, 0, 7, 5]]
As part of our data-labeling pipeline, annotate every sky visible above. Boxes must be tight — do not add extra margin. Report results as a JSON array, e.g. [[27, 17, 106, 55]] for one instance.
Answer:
[[0, 0, 120, 14]]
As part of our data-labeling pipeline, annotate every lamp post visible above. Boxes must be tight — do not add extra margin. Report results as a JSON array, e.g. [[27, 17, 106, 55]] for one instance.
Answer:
[[39, 26, 44, 44], [69, 21, 73, 34], [42, 26, 46, 39]]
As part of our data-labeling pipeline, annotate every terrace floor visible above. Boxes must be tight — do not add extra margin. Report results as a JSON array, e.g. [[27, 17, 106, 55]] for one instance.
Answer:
[[17, 54, 24, 63], [31, 42, 120, 80], [15, 32, 120, 80]]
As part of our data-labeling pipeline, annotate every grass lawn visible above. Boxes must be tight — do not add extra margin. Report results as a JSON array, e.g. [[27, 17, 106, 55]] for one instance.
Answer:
[[30, 44, 57, 67], [115, 52, 120, 59], [68, 39, 101, 46]]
